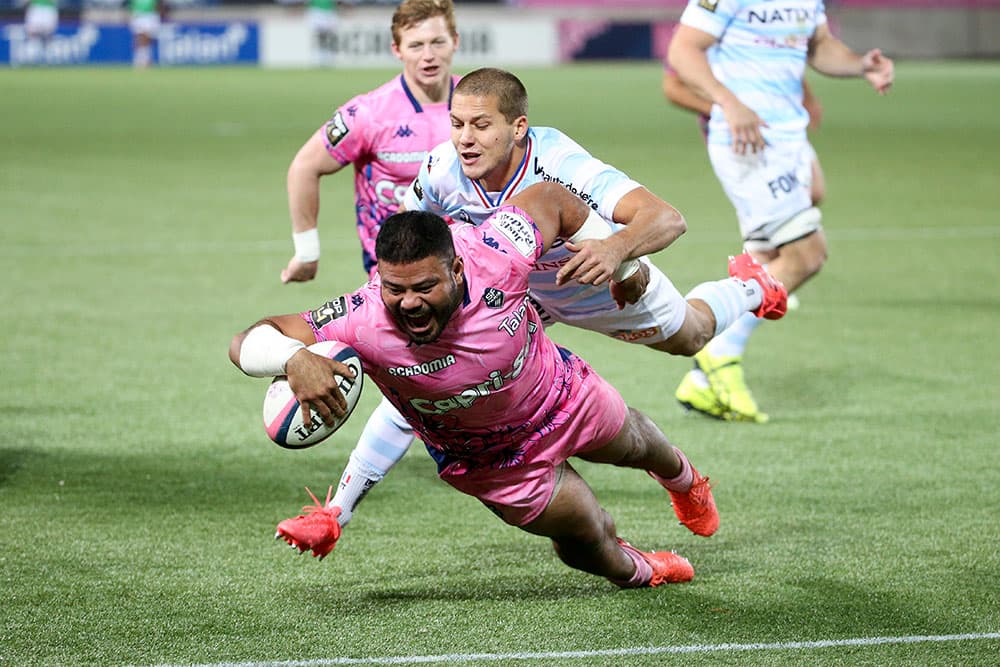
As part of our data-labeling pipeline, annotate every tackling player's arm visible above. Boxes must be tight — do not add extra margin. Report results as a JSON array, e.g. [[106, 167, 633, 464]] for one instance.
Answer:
[[229, 314, 353, 427], [283, 129, 348, 284], [557, 185, 681, 296], [808, 24, 894, 94], [513, 183, 649, 309], [668, 24, 767, 154]]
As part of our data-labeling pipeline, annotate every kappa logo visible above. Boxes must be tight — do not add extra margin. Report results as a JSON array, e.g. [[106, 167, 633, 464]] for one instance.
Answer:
[[394, 125, 414, 138], [325, 111, 349, 147], [698, 0, 719, 12], [483, 287, 505, 309]]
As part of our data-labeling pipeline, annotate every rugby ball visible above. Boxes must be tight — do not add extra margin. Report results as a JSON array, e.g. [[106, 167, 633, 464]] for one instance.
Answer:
[[262, 340, 364, 449]]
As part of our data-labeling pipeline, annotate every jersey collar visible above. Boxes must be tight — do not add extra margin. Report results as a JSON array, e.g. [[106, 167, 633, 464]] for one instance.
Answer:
[[471, 135, 533, 208], [399, 75, 456, 113]]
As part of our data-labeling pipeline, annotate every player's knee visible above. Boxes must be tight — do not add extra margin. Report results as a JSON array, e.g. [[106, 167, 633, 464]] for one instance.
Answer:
[[654, 307, 713, 357], [793, 232, 828, 279]]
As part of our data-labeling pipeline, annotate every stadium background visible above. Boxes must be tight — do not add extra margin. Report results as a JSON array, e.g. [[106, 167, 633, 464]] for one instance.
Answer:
[[2, 0, 999, 67], [2, 1, 998, 666]]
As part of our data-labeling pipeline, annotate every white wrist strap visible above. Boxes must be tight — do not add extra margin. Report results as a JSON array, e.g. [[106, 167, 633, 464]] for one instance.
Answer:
[[612, 259, 641, 282], [568, 209, 613, 243], [568, 210, 641, 282], [239, 325, 306, 377], [293, 228, 321, 262]]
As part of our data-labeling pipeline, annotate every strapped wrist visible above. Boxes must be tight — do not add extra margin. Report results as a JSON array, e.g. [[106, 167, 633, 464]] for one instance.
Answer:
[[293, 228, 320, 262], [239, 325, 306, 378], [612, 259, 641, 282]]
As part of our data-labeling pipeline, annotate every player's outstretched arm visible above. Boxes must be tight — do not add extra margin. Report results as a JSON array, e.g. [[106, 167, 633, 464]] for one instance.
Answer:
[[283, 129, 346, 284], [230, 315, 353, 429], [808, 25, 894, 94]]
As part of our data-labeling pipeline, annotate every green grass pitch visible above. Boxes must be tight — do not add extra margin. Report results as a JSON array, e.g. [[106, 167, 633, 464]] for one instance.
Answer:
[[1, 61, 998, 666]]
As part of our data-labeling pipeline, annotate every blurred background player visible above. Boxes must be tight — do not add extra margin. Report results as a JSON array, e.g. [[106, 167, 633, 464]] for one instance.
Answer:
[[662, 66, 826, 209], [308, 0, 339, 66], [662, 63, 826, 316], [129, 0, 162, 69], [281, 0, 460, 284], [24, 0, 58, 62], [668, 0, 893, 423]]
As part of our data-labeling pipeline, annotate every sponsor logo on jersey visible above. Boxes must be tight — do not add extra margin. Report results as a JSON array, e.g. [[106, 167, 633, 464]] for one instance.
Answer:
[[699, 0, 719, 12], [492, 210, 536, 257], [325, 111, 349, 147], [387, 354, 457, 377], [531, 160, 600, 211], [309, 296, 349, 328], [748, 7, 816, 24], [409, 324, 534, 415], [609, 327, 660, 343], [498, 299, 533, 338], [375, 150, 428, 164], [483, 287, 505, 309], [393, 125, 415, 138]]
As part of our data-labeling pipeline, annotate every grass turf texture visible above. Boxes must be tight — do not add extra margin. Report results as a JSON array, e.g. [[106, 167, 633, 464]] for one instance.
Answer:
[[1, 62, 998, 666]]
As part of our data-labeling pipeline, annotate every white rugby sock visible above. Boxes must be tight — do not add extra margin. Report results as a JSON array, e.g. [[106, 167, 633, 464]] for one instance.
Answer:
[[330, 397, 415, 526], [707, 312, 762, 358], [686, 277, 763, 337]]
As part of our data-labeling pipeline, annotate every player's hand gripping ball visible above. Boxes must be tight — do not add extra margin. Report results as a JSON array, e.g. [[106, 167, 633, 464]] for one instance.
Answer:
[[262, 341, 364, 449]]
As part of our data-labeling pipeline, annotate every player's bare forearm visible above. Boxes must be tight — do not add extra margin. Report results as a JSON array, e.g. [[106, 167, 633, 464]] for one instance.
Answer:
[[612, 188, 687, 259], [287, 130, 343, 233]]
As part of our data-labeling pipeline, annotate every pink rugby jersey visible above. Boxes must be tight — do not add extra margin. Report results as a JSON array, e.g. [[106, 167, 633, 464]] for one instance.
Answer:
[[303, 207, 585, 471], [322, 74, 459, 274]]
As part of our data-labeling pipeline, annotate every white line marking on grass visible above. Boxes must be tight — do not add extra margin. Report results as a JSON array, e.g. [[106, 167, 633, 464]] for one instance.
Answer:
[[148, 632, 1000, 667]]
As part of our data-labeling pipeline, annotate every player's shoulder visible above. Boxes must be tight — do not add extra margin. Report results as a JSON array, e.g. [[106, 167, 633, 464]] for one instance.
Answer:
[[466, 206, 542, 261], [531, 126, 589, 160]]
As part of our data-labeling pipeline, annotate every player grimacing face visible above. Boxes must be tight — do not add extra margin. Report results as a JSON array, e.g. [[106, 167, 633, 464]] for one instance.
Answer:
[[379, 254, 465, 345], [450, 93, 527, 191], [392, 16, 458, 100]]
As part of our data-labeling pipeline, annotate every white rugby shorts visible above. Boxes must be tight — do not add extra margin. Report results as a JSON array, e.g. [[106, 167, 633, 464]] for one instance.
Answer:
[[532, 258, 687, 345], [709, 139, 816, 248]]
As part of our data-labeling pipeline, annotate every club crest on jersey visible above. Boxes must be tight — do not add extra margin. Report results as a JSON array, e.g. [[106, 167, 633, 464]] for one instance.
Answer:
[[698, 0, 719, 12], [325, 111, 349, 147], [309, 296, 349, 328], [483, 287, 505, 309]]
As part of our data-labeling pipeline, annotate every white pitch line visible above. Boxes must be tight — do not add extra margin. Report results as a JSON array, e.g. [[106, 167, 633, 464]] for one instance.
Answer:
[[146, 632, 1000, 667]]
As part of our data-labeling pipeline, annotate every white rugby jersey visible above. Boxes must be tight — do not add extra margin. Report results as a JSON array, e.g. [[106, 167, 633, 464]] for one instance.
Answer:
[[402, 126, 642, 319], [679, 0, 826, 146]]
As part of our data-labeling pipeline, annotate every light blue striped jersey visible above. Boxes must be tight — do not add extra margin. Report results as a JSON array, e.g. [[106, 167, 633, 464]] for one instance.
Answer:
[[679, 0, 826, 146], [403, 126, 642, 318]]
